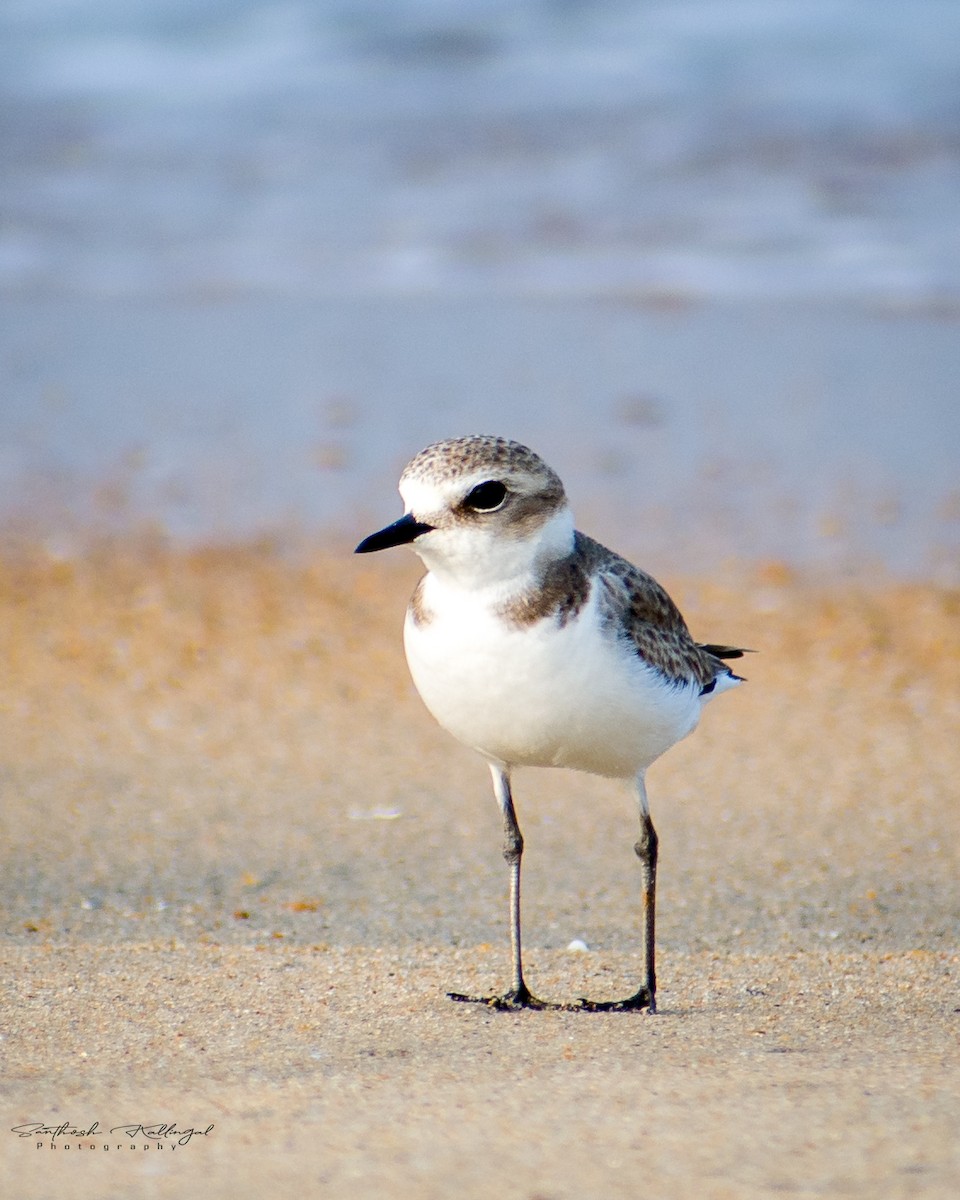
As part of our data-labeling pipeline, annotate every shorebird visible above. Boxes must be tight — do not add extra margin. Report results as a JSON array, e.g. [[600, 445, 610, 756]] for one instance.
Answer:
[[356, 435, 746, 1011]]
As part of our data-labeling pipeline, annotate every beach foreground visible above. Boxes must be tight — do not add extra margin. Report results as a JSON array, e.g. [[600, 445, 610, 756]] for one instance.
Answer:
[[1, 543, 958, 1198]]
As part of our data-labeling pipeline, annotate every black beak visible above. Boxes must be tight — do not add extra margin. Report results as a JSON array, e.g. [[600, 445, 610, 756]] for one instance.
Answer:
[[355, 512, 435, 554]]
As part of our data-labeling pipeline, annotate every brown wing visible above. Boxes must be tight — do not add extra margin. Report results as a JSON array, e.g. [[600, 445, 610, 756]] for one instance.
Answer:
[[579, 533, 742, 690]]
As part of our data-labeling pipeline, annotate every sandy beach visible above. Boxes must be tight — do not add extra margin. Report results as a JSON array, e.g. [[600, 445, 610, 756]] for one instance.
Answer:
[[1, 542, 958, 1198]]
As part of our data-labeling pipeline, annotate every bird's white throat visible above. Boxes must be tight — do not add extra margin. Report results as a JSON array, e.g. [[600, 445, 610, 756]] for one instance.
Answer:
[[411, 502, 576, 596]]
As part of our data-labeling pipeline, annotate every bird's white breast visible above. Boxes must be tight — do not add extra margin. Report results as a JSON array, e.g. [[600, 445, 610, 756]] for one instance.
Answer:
[[403, 572, 704, 779]]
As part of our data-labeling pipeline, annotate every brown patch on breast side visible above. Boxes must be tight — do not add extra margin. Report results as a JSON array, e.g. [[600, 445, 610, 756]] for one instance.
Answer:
[[496, 529, 737, 690], [408, 576, 433, 628], [498, 532, 603, 628], [498, 546, 593, 628]]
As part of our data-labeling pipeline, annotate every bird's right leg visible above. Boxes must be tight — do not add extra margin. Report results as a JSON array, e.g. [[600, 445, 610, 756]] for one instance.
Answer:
[[448, 764, 562, 1010]]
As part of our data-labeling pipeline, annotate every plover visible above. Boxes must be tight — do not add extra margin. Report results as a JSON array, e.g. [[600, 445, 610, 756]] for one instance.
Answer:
[[356, 435, 746, 1012]]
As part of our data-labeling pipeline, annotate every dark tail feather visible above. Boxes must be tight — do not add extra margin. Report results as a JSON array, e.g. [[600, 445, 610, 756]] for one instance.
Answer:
[[698, 643, 753, 660]]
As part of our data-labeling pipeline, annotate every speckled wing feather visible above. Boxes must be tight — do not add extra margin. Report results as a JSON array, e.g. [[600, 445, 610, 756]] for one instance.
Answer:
[[577, 533, 743, 690], [497, 529, 746, 692]]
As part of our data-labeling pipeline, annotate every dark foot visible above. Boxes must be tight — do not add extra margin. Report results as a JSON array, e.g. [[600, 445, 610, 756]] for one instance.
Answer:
[[448, 984, 656, 1013], [573, 987, 656, 1014], [447, 983, 568, 1011]]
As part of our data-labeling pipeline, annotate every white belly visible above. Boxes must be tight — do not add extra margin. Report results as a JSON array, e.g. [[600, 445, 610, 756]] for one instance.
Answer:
[[403, 580, 703, 779]]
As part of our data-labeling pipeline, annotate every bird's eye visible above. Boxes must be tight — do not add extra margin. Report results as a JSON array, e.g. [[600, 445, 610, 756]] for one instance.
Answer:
[[464, 480, 508, 511]]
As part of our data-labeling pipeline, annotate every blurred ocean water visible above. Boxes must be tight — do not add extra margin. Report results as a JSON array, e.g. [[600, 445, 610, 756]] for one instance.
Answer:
[[1, 2, 958, 575], [2, 0, 959, 301]]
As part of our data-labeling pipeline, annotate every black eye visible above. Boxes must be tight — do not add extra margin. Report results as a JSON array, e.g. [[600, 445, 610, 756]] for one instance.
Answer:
[[464, 480, 508, 511]]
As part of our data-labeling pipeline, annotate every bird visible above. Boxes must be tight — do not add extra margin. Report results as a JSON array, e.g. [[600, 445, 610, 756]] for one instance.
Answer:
[[355, 435, 746, 1012]]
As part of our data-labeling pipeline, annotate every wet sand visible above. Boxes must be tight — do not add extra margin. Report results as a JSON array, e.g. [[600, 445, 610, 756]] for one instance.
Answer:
[[1, 543, 958, 1197], [4, 296, 959, 579]]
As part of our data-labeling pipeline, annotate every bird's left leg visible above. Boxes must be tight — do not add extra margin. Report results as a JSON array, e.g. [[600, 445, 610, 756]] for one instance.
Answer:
[[578, 772, 657, 1012]]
